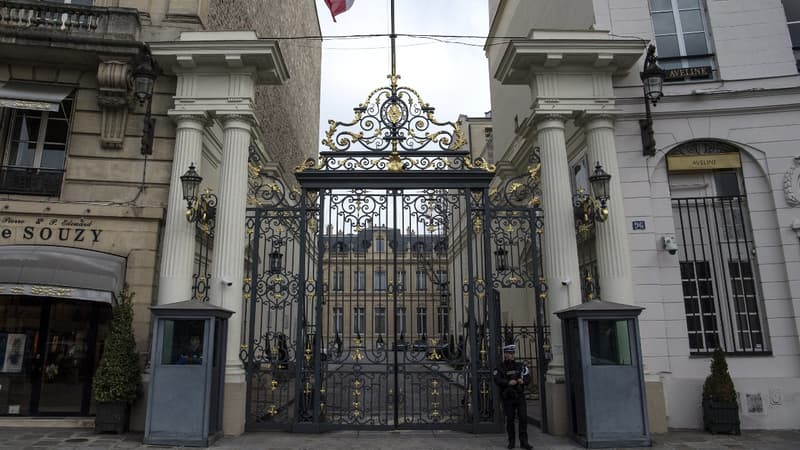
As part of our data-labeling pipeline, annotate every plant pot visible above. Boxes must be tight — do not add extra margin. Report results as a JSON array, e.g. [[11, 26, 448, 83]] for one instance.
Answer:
[[95, 401, 130, 434], [702, 399, 740, 435]]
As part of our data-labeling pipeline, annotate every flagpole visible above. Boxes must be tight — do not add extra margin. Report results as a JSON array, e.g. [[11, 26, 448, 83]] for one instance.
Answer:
[[390, 0, 396, 78]]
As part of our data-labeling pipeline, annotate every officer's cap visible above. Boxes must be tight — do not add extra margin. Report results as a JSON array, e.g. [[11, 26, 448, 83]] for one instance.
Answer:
[[502, 344, 516, 353]]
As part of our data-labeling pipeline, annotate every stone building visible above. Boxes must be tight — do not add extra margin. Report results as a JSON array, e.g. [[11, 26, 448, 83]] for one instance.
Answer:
[[0, 0, 320, 433], [486, 0, 800, 433]]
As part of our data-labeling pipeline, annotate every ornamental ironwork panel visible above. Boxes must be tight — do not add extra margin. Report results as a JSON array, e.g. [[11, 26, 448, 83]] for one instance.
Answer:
[[239, 73, 548, 432]]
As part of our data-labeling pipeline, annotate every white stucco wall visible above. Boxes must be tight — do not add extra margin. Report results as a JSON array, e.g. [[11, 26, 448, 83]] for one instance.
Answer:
[[487, 0, 800, 431]]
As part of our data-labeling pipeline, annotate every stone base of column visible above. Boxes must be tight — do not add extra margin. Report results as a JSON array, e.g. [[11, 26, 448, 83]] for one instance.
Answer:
[[545, 369, 569, 436], [645, 375, 667, 433], [222, 381, 247, 435]]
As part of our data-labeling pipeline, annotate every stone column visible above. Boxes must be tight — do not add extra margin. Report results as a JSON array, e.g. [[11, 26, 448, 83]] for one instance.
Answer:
[[536, 114, 582, 436], [209, 115, 253, 378], [157, 114, 208, 305], [537, 114, 582, 368], [208, 116, 253, 436], [582, 114, 634, 305]]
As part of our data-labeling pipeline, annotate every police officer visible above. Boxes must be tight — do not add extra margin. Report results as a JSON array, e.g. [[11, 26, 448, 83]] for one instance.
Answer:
[[493, 344, 532, 450]]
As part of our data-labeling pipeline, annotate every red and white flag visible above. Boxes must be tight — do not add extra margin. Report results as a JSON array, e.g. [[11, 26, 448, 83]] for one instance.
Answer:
[[325, 0, 356, 22]]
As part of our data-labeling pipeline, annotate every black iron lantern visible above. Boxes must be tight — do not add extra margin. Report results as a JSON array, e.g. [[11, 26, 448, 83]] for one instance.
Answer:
[[640, 44, 666, 106], [269, 241, 283, 275], [494, 246, 509, 272], [180, 163, 202, 207], [131, 53, 158, 105], [588, 162, 611, 204]]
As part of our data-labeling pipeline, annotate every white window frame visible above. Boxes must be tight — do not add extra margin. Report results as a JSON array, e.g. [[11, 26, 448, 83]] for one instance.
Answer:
[[2, 99, 72, 170], [333, 307, 344, 335], [333, 271, 344, 291], [416, 307, 427, 336], [353, 307, 365, 335], [649, 0, 714, 73], [374, 270, 387, 291], [354, 270, 366, 291], [374, 307, 387, 335], [416, 270, 427, 291], [396, 307, 407, 335]]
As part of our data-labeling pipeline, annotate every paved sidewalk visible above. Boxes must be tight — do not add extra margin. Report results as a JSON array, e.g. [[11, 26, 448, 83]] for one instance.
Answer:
[[1, 426, 799, 449]]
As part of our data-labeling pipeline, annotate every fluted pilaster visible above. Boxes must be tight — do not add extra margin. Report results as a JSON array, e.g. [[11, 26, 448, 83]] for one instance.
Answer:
[[536, 114, 582, 371], [157, 114, 208, 305], [582, 114, 634, 305], [209, 115, 253, 380]]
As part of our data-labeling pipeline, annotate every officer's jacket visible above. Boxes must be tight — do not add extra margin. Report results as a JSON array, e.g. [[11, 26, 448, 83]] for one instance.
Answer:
[[493, 359, 531, 396]]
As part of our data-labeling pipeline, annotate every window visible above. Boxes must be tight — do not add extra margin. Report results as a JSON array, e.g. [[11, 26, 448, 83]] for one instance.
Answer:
[[396, 307, 407, 335], [333, 241, 346, 253], [729, 261, 764, 351], [416, 307, 428, 336], [333, 307, 344, 335], [161, 319, 205, 365], [668, 143, 769, 354], [354, 271, 366, 291], [680, 261, 719, 352], [397, 271, 406, 292], [0, 94, 74, 196], [375, 238, 386, 252], [437, 307, 450, 336], [373, 270, 387, 291], [416, 271, 427, 291], [374, 307, 387, 335], [436, 270, 448, 286], [649, 0, 714, 79], [783, 0, 800, 70], [353, 307, 365, 335], [588, 320, 632, 366], [333, 271, 344, 291]]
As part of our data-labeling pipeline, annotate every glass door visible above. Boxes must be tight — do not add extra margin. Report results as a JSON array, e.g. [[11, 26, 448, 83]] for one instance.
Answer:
[[0, 296, 43, 416], [37, 302, 95, 414]]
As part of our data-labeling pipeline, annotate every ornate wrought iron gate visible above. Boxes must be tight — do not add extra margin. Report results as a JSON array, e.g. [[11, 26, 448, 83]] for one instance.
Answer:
[[240, 76, 547, 432]]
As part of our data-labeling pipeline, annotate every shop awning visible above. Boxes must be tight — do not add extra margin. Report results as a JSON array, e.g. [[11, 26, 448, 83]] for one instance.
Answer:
[[0, 81, 73, 112], [0, 245, 126, 305]]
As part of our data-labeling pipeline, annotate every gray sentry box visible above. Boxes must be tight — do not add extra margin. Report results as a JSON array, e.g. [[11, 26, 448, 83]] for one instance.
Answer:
[[555, 300, 650, 448], [144, 300, 232, 447]]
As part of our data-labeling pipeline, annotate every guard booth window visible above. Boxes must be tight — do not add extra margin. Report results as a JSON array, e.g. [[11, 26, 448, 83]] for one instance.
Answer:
[[161, 320, 205, 365]]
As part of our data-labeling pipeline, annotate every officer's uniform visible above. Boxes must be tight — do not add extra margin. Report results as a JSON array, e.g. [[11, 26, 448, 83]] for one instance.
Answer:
[[493, 344, 532, 450]]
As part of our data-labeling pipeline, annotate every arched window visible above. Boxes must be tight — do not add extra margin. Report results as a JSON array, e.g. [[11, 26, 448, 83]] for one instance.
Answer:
[[666, 140, 767, 354]]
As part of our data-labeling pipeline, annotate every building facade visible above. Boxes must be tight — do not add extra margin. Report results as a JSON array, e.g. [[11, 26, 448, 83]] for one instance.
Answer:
[[486, 0, 800, 432], [0, 0, 320, 433]]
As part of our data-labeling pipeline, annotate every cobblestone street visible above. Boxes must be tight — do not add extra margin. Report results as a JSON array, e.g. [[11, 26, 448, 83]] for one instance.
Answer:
[[1, 426, 798, 450]]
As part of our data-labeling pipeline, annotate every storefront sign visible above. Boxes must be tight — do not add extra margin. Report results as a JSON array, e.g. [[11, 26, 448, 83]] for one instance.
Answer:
[[665, 66, 712, 81], [0, 98, 59, 112], [667, 153, 741, 171], [0, 283, 112, 304], [0, 216, 103, 243]]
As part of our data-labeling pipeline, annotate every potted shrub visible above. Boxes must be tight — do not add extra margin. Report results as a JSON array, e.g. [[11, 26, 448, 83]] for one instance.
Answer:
[[702, 348, 740, 434], [92, 286, 142, 433]]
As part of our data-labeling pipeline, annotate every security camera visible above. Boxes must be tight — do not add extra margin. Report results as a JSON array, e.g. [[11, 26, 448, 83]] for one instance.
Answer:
[[662, 235, 678, 255], [221, 279, 233, 287], [561, 278, 571, 286]]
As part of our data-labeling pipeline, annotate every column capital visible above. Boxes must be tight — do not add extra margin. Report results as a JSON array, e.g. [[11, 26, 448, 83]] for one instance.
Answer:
[[169, 111, 213, 129], [220, 113, 257, 130], [574, 112, 617, 131], [532, 113, 570, 132]]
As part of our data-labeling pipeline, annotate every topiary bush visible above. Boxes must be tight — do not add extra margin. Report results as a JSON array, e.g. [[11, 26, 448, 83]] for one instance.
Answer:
[[702, 348, 736, 403], [92, 285, 142, 404]]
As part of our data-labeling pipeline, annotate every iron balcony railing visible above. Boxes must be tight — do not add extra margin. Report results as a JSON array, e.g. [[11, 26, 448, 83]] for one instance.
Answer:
[[0, 165, 64, 197], [0, 0, 140, 38]]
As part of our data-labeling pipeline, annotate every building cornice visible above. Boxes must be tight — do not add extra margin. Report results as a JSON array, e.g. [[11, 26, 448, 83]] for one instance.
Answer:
[[494, 31, 646, 85]]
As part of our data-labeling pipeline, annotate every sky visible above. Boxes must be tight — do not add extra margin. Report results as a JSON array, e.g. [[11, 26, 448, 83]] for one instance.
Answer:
[[313, 0, 492, 153]]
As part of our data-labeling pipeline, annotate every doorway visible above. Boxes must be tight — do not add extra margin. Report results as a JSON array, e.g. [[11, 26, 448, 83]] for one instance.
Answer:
[[0, 295, 111, 416]]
